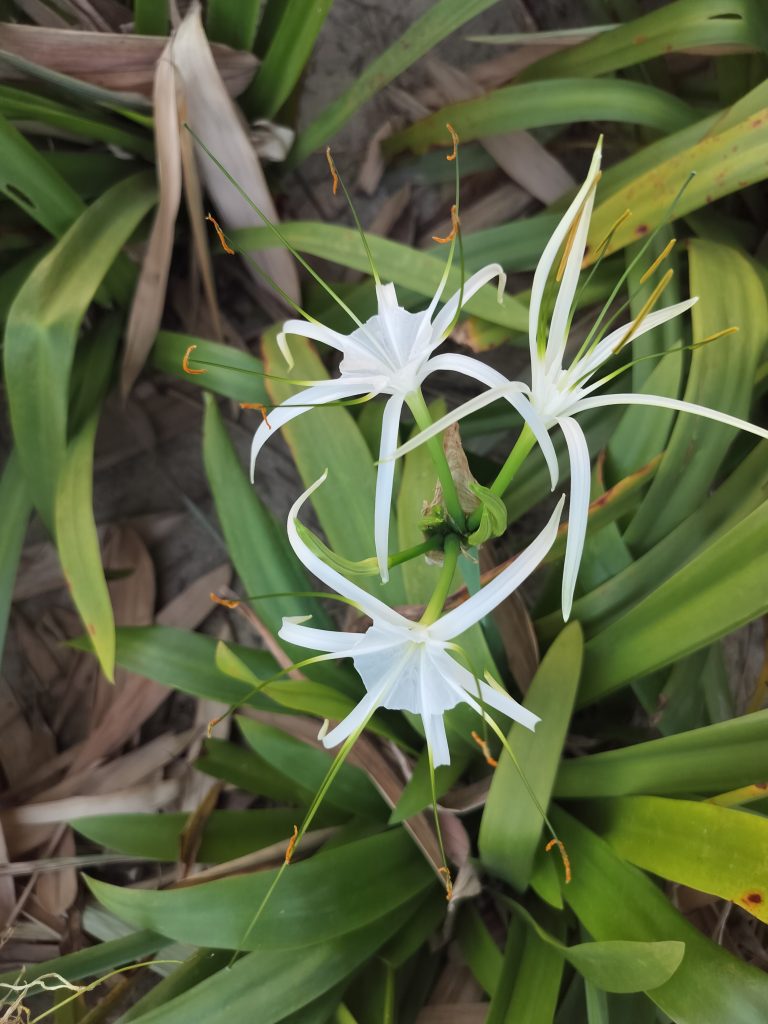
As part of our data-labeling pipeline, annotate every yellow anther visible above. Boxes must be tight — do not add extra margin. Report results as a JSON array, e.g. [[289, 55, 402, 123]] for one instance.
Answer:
[[614, 267, 674, 352], [545, 837, 572, 884], [438, 865, 454, 901], [701, 325, 739, 344], [471, 730, 498, 768], [182, 344, 207, 375], [210, 592, 240, 609], [205, 213, 235, 255], [639, 238, 677, 284], [446, 123, 459, 162], [432, 204, 460, 244], [325, 147, 339, 195], [285, 824, 299, 864], [240, 402, 272, 429]]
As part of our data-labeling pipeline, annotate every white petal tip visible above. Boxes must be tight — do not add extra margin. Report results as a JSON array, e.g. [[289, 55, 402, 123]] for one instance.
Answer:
[[277, 330, 295, 370]]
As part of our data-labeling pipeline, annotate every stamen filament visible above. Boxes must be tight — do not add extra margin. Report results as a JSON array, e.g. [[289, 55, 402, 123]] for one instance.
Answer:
[[613, 268, 674, 352], [240, 401, 271, 428], [639, 237, 677, 284], [471, 730, 498, 767], [205, 213, 235, 255], [325, 146, 382, 286]]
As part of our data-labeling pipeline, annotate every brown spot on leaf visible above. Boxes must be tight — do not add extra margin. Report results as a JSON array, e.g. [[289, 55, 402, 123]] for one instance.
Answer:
[[635, 224, 648, 236], [743, 891, 763, 905], [87, 623, 96, 636]]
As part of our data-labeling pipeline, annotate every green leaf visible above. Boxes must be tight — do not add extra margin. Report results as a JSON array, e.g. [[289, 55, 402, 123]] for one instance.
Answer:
[[479, 623, 583, 890], [262, 328, 405, 602], [0, 930, 165, 987], [72, 810, 303, 862], [150, 332, 269, 404], [87, 829, 432, 951], [466, 482, 507, 546], [584, 796, 768, 923], [120, 949, 231, 1023], [289, 0, 503, 165], [55, 413, 114, 680], [387, 79, 696, 156], [4, 171, 156, 527], [555, 709, 768, 799], [502, 915, 564, 1024], [236, 717, 384, 818], [506, 900, 684, 994], [625, 240, 768, 548], [0, 452, 29, 663], [233, 225, 528, 330], [244, 0, 333, 118], [206, 0, 261, 49], [202, 392, 328, 635], [519, 0, 763, 81], [553, 808, 768, 1024], [0, 111, 83, 235], [581, 497, 768, 703], [111, 901, 417, 1024], [588, 103, 768, 260], [133, 0, 169, 34]]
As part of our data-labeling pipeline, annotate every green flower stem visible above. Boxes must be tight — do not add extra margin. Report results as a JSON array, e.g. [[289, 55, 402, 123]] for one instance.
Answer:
[[406, 389, 466, 531], [420, 534, 461, 626], [389, 538, 441, 568], [466, 425, 537, 536]]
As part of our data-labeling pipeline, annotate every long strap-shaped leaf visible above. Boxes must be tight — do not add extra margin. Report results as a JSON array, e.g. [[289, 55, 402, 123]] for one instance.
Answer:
[[4, 171, 156, 528]]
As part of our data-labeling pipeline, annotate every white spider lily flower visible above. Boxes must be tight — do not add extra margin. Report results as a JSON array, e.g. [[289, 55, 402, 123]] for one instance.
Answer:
[[389, 138, 768, 619], [251, 271, 558, 583], [279, 473, 564, 766]]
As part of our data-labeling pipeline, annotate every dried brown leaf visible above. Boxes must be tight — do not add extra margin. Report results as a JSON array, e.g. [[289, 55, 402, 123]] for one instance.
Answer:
[[420, 183, 529, 248], [178, 780, 223, 878], [155, 562, 231, 629], [171, 2, 300, 305], [0, 819, 16, 929], [479, 546, 539, 693], [356, 120, 395, 196], [121, 42, 183, 399], [33, 829, 77, 919], [0, 23, 257, 98], [3, 779, 181, 830], [426, 58, 575, 204]]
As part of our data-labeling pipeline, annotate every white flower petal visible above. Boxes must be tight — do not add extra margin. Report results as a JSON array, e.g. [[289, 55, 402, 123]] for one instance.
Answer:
[[279, 319, 356, 363], [374, 395, 405, 582], [430, 495, 565, 640], [423, 712, 451, 767], [529, 140, 602, 372], [546, 170, 599, 374], [558, 417, 591, 621], [573, 297, 698, 385], [423, 353, 559, 488], [278, 617, 362, 653], [388, 382, 528, 462], [287, 473, 408, 626], [430, 263, 506, 346], [250, 382, 369, 482], [478, 680, 540, 732], [321, 679, 388, 750], [572, 393, 768, 443]]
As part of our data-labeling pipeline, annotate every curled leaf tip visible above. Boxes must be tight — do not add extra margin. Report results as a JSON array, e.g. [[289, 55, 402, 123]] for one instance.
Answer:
[[240, 402, 272, 429], [471, 730, 498, 768], [545, 837, 572, 884], [285, 824, 299, 864], [182, 344, 207, 375], [205, 213, 235, 255], [325, 147, 339, 195]]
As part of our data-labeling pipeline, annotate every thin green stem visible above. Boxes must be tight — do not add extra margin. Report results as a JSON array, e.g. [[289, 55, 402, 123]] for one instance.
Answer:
[[420, 535, 460, 625], [406, 389, 466, 530], [390, 538, 441, 567], [464, 425, 537, 536]]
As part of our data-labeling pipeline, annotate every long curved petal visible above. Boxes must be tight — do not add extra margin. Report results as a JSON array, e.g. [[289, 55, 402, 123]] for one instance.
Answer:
[[546, 165, 599, 374], [423, 353, 559, 488], [478, 680, 540, 731], [287, 473, 408, 626], [572, 297, 698, 385], [430, 263, 506, 346], [558, 417, 591, 622], [278, 319, 356, 368], [571, 394, 768, 442], [430, 495, 565, 641], [250, 381, 368, 481], [278, 616, 362, 653], [374, 395, 404, 582], [321, 680, 388, 750], [388, 382, 528, 462], [529, 140, 602, 371]]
